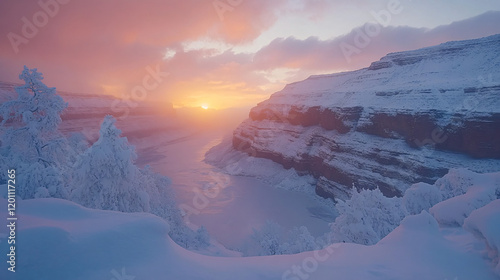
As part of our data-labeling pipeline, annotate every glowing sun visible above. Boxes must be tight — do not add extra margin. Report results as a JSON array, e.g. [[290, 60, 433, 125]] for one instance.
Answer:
[[201, 104, 209, 110]]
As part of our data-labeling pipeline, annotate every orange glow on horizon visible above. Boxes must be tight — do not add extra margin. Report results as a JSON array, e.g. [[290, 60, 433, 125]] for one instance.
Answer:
[[168, 80, 275, 110]]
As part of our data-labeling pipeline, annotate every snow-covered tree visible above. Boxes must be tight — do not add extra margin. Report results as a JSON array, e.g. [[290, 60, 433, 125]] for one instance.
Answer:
[[137, 165, 174, 218], [330, 187, 406, 245], [434, 168, 477, 200], [69, 116, 210, 250], [70, 115, 146, 212], [137, 165, 196, 248], [0, 66, 69, 199], [249, 222, 321, 256], [0, 67, 212, 251], [284, 226, 317, 254], [194, 226, 211, 248], [252, 221, 284, 255], [67, 132, 89, 164], [16, 162, 67, 199], [1, 66, 67, 133], [403, 182, 442, 215]]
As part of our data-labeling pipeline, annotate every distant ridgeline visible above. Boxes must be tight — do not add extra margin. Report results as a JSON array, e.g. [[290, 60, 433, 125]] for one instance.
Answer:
[[0, 81, 176, 143], [0, 81, 175, 121], [231, 34, 500, 200]]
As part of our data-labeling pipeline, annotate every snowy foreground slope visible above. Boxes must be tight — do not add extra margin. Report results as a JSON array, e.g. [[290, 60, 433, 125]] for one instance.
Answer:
[[0, 198, 497, 280], [1, 169, 500, 279], [230, 34, 500, 199]]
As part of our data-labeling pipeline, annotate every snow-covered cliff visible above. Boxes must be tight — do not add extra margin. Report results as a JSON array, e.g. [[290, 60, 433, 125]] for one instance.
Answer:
[[231, 34, 500, 199]]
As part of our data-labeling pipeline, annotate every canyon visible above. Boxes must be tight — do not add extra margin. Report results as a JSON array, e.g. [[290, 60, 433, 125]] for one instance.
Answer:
[[231, 34, 500, 199]]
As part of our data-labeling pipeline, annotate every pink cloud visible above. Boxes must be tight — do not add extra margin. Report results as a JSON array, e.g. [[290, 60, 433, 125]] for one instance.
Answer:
[[253, 11, 500, 71], [0, 1, 498, 109], [0, 0, 286, 93]]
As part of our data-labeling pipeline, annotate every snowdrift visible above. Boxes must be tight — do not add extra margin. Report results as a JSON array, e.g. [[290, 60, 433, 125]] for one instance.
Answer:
[[1, 196, 498, 280], [464, 200, 500, 275]]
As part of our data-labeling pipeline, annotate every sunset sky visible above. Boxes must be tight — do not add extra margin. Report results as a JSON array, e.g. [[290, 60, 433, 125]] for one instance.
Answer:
[[1, 0, 500, 109]]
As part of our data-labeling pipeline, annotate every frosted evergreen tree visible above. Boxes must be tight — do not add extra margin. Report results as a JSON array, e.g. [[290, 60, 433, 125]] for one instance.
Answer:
[[71, 115, 146, 212], [1, 66, 67, 134], [0, 66, 68, 199]]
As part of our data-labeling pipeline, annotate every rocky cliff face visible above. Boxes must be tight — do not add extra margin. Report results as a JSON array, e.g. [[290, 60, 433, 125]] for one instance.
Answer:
[[232, 34, 500, 200]]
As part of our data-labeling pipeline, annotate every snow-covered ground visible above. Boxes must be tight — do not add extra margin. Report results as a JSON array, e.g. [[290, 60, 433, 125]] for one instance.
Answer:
[[1, 117, 499, 279], [1, 194, 498, 280]]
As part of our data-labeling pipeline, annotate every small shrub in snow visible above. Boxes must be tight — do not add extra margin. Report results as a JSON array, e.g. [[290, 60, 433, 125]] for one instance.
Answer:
[[169, 224, 211, 250], [331, 187, 406, 245], [195, 226, 211, 248], [435, 168, 477, 200], [249, 221, 320, 256], [252, 221, 284, 255], [403, 182, 442, 215], [284, 226, 318, 254]]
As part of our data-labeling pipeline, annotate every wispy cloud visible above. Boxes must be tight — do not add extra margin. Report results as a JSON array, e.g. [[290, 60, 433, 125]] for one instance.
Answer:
[[253, 11, 500, 71], [0, 0, 499, 109]]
